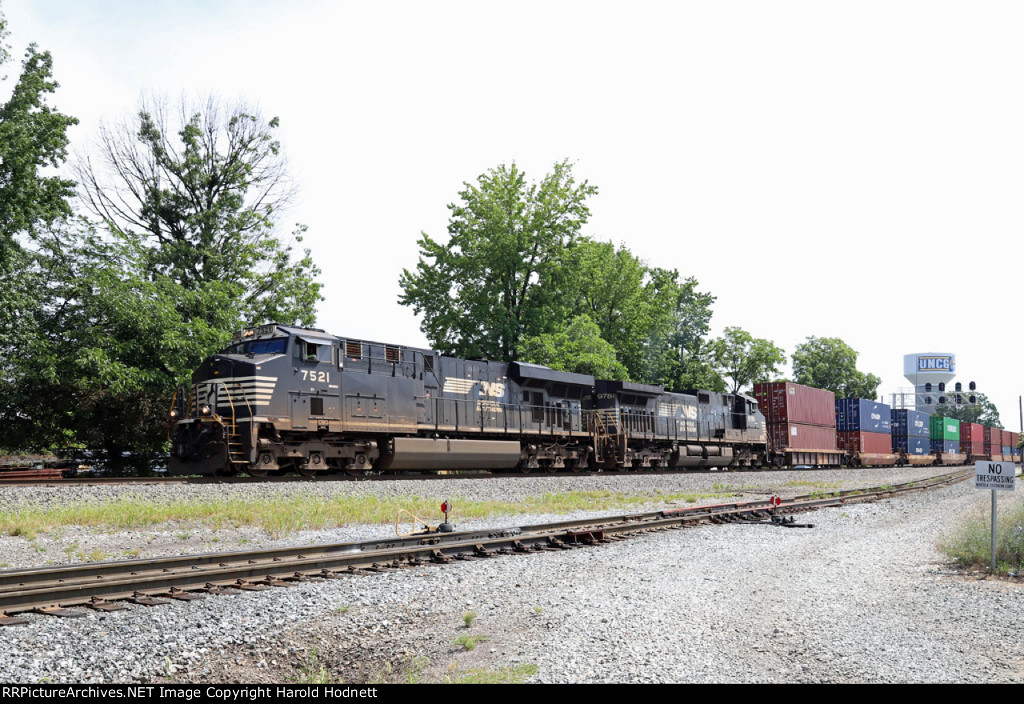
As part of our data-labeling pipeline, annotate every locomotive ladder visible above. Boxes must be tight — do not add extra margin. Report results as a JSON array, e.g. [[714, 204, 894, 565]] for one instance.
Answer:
[[591, 409, 626, 466], [212, 382, 251, 466]]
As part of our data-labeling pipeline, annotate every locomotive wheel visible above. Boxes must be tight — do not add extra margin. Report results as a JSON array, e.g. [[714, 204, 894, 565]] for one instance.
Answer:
[[245, 466, 270, 478]]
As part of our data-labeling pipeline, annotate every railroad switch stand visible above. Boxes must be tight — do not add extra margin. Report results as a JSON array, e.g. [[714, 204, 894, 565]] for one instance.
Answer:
[[767, 495, 814, 528]]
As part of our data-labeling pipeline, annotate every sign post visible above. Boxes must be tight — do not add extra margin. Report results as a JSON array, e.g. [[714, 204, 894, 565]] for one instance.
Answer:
[[974, 461, 1016, 571]]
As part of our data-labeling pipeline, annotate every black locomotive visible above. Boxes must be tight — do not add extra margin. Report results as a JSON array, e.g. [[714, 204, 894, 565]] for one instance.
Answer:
[[168, 323, 768, 476]]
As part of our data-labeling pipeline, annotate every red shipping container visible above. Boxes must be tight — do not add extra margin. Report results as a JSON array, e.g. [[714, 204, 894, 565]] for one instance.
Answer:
[[754, 382, 836, 427], [960, 422, 983, 443], [768, 423, 837, 451], [838, 430, 892, 454], [961, 440, 985, 456], [984, 426, 998, 452]]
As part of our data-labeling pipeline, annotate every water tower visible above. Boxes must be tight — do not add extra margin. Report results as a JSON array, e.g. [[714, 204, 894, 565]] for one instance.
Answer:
[[903, 353, 956, 412]]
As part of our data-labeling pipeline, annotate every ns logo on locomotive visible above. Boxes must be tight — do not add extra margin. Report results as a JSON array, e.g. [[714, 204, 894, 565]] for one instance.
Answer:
[[168, 324, 768, 477]]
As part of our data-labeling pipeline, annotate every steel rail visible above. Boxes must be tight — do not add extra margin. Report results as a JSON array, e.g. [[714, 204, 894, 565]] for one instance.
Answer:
[[0, 468, 971, 621], [0, 465, 980, 487]]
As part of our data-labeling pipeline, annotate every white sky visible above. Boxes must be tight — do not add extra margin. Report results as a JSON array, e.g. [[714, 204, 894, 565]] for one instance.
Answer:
[[4, 0, 1022, 427]]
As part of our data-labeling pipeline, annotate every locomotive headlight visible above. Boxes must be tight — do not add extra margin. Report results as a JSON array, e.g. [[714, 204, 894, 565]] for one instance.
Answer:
[[169, 409, 179, 419], [200, 405, 212, 416]]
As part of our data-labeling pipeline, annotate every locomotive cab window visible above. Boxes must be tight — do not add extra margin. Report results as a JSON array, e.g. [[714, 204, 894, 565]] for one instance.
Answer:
[[297, 338, 332, 364]]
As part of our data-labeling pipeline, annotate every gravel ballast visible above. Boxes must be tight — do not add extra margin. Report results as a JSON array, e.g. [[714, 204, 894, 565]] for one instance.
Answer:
[[0, 467, 1020, 684]]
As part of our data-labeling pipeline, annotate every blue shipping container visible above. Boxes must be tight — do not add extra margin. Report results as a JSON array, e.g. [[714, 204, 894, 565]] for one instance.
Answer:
[[891, 409, 930, 438], [893, 435, 929, 455], [835, 399, 892, 433], [1003, 446, 1012, 456], [930, 439, 959, 454]]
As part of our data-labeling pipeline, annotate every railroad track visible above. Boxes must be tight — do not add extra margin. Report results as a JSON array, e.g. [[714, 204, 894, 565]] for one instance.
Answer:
[[0, 468, 971, 626], [0, 464, 979, 487]]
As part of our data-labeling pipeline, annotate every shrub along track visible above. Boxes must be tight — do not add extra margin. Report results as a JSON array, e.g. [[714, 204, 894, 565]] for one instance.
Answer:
[[0, 468, 970, 625]]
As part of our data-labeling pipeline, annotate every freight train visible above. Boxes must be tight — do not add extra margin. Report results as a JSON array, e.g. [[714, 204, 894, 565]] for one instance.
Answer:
[[168, 323, 769, 476], [168, 323, 1019, 477]]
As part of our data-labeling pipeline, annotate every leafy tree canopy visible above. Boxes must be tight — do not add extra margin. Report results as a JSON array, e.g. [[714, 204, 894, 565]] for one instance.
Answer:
[[520, 314, 628, 380], [2, 92, 321, 465], [398, 163, 719, 391], [791, 336, 881, 400], [0, 37, 77, 267], [399, 160, 596, 362], [710, 327, 786, 394], [76, 95, 321, 327], [640, 274, 720, 392], [933, 393, 1002, 429]]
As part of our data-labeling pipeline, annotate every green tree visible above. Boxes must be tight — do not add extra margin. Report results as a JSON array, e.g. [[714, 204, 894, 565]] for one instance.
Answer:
[[3, 95, 320, 464], [398, 160, 596, 361], [0, 9, 78, 362], [642, 276, 720, 391], [933, 393, 1002, 428], [791, 336, 881, 399], [76, 95, 321, 327], [0, 35, 77, 268], [710, 327, 786, 394], [519, 314, 628, 379], [1, 221, 238, 463], [0, 9, 80, 452]]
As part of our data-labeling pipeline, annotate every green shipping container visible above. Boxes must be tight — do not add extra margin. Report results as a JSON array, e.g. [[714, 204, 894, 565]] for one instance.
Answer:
[[930, 416, 960, 441]]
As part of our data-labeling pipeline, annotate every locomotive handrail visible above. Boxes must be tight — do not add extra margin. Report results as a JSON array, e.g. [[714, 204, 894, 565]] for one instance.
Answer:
[[418, 394, 590, 439]]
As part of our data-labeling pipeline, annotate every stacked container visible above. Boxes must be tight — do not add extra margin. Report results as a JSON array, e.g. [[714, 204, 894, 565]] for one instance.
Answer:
[[753, 382, 837, 453], [892, 409, 930, 457], [960, 422, 985, 458], [984, 426, 1002, 460], [999, 428, 1015, 460], [930, 416, 960, 454], [835, 399, 892, 457]]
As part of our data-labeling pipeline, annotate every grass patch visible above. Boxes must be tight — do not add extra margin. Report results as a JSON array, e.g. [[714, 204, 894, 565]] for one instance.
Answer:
[[454, 634, 489, 651], [782, 480, 841, 490], [939, 496, 1024, 574], [463, 611, 477, 628], [447, 664, 538, 684], [291, 650, 336, 684], [369, 656, 429, 684], [0, 489, 740, 538]]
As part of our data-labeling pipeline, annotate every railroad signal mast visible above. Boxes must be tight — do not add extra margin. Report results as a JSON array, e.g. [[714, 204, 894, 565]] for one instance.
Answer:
[[892, 353, 979, 411]]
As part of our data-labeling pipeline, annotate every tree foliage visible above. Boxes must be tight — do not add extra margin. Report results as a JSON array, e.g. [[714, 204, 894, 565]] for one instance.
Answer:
[[2, 90, 321, 464], [399, 164, 719, 389], [0, 39, 77, 267], [933, 393, 1002, 429], [791, 336, 881, 399], [76, 95, 320, 327], [639, 276, 720, 392], [710, 327, 786, 394], [519, 314, 628, 379], [0, 11, 81, 452], [399, 160, 596, 361], [559, 239, 695, 382]]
